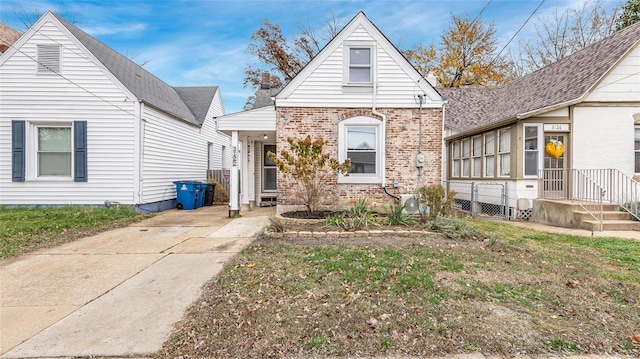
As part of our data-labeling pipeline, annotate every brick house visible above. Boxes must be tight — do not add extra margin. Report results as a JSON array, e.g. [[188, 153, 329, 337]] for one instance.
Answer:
[[218, 12, 445, 215]]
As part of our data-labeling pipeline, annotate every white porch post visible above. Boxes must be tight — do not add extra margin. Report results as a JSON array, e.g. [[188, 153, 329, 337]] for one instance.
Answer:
[[229, 131, 240, 217]]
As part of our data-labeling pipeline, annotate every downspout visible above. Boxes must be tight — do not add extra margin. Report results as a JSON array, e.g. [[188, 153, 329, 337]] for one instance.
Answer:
[[134, 100, 144, 205], [371, 41, 387, 188], [441, 100, 447, 185]]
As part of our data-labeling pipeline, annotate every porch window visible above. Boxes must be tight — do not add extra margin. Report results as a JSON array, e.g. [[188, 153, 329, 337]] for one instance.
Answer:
[[338, 116, 383, 184], [461, 138, 470, 177], [635, 127, 640, 173], [498, 128, 511, 176], [263, 144, 277, 191], [484, 132, 495, 177], [451, 141, 460, 177], [524, 125, 540, 176], [472, 136, 482, 177]]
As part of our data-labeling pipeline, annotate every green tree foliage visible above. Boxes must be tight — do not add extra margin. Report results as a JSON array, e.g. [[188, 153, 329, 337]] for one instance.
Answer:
[[616, 0, 640, 30], [268, 136, 350, 214]]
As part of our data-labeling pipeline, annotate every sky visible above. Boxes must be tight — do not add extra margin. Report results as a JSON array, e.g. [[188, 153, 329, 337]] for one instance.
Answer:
[[0, 0, 625, 114]]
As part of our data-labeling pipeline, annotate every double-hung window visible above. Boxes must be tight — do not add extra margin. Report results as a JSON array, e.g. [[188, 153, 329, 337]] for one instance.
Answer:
[[472, 136, 482, 177], [498, 128, 511, 176], [12, 120, 87, 182], [344, 43, 373, 86], [338, 116, 383, 184], [484, 132, 495, 177], [37, 125, 72, 177], [524, 125, 540, 177], [451, 141, 461, 177]]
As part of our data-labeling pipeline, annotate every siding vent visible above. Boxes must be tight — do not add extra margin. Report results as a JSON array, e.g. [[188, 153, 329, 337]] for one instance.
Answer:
[[37, 44, 61, 73]]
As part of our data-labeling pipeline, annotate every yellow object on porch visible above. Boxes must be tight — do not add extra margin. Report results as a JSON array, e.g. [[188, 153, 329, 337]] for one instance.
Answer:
[[545, 139, 565, 159]]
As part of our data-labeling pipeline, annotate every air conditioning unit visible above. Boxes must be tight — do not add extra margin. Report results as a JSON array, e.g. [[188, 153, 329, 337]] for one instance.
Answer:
[[400, 194, 420, 215]]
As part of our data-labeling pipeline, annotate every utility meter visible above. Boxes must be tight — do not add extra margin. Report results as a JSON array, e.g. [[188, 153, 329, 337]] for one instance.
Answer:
[[415, 152, 425, 168]]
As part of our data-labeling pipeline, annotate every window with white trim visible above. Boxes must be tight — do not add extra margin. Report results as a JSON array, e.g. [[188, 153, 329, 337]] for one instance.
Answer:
[[37, 44, 61, 73], [451, 141, 460, 177], [498, 128, 511, 176], [338, 116, 383, 184], [263, 144, 277, 191], [524, 125, 540, 177], [461, 138, 470, 177], [35, 124, 72, 177], [344, 45, 373, 85], [472, 136, 482, 177], [484, 132, 495, 177]]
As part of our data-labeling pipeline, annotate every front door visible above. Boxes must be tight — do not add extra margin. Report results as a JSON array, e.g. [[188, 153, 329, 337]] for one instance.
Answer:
[[542, 133, 568, 199]]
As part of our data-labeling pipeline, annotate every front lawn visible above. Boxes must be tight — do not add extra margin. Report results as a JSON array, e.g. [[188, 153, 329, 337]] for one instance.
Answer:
[[158, 218, 640, 358], [0, 206, 147, 259]]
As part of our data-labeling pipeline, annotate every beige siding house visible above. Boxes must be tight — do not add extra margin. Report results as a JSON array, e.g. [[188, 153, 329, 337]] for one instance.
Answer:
[[218, 12, 445, 215], [0, 11, 230, 212], [442, 21, 640, 230]]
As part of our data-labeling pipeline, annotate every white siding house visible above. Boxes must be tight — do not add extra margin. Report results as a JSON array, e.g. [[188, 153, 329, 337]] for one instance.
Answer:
[[0, 11, 229, 212]]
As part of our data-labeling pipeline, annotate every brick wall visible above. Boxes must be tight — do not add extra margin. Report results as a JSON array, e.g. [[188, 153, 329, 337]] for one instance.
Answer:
[[276, 107, 442, 210]]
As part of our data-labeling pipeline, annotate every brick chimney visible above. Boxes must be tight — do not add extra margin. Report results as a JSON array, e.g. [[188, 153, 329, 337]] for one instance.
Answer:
[[260, 72, 270, 90]]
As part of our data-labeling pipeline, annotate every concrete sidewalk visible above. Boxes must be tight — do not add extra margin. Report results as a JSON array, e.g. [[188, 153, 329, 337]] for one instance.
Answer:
[[0, 205, 274, 358]]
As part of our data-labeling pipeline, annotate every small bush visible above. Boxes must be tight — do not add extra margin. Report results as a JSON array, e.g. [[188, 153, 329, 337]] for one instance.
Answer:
[[324, 213, 346, 228], [418, 184, 455, 220], [343, 198, 378, 231]]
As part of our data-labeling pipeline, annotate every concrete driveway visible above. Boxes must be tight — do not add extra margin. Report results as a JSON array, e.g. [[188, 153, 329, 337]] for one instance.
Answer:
[[0, 205, 274, 358]]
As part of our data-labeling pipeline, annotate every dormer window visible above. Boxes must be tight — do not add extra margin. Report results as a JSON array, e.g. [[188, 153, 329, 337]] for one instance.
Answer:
[[37, 44, 61, 74]]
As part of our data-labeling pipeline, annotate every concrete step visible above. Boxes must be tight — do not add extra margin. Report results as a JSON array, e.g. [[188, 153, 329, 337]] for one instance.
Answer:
[[574, 210, 634, 221], [580, 219, 640, 231], [572, 203, 621, 212]]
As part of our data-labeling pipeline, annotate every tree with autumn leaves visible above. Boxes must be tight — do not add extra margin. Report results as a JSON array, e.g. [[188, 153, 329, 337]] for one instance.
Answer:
[[406, 14, 514, 88]]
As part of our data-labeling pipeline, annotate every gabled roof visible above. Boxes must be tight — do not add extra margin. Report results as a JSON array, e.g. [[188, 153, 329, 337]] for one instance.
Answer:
[[443, 20, 640, 134], [276, 11, 441, 104], [7, 12, 218, 126], [174, 86, 219, 125]]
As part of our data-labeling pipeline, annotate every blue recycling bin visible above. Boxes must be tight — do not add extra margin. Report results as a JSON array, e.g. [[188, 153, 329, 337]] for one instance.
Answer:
[[173, 181, 200, 210]]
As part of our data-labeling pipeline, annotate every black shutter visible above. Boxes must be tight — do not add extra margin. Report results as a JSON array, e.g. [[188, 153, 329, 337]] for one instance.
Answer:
[[74, 121, 87, 182], [12, 120, 25, 182]]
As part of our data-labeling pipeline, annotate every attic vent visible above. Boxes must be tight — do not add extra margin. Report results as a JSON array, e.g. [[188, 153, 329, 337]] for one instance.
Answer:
[[37, 44, 61, 73]]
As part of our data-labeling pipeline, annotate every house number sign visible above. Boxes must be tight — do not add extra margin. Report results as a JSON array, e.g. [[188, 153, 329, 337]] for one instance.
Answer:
[[232, 146, 237, 167], [543, 124, 569, 132]]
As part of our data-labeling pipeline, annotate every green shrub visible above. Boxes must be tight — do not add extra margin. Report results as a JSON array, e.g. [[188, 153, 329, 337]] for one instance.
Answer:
[[418, 184, 456, 220], [384, 203, 417, 226]]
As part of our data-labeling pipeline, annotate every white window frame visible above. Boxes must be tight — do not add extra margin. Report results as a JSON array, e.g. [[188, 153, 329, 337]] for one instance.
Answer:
[[523, 124, 542, 178], [36, 44, 61, 74], [451, 140, 461, 177], [461, 138, 470, 177], [338, 116, 383, 184], [471, 135, 482, 177], [484, 132, 495, 177], [28, 121, 73, 181], [498, 128, 511, 177], [635, 126, 640, 174], [343, 42, 374, 86]]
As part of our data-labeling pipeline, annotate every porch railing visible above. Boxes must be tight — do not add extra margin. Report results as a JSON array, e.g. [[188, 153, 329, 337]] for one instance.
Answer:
[[539, 168, 640, 231], [577, 169, 640, 221]]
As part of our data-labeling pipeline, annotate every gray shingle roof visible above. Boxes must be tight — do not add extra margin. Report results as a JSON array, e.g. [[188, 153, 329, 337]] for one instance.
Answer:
[[174, 86, 219, 125], [54, 13, 211, 126], [443, 21, 640, 134]]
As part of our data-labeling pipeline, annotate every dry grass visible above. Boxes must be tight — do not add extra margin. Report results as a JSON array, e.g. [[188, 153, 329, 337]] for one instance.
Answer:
[[157, 219, 640, 358]]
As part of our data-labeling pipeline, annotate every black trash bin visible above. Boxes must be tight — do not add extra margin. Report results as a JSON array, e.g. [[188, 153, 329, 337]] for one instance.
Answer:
[[203, 182, 216, 206]]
